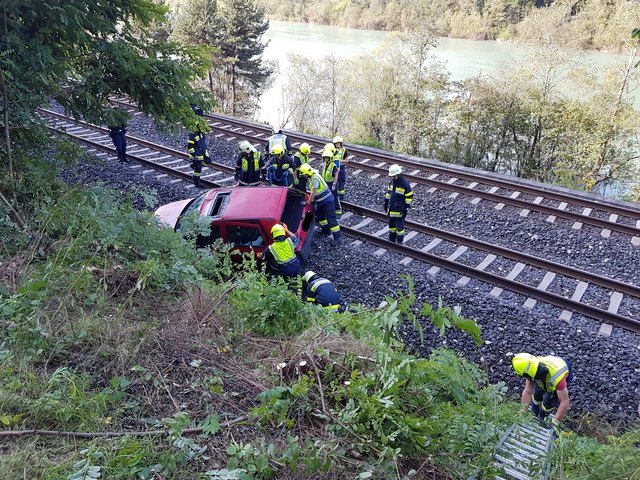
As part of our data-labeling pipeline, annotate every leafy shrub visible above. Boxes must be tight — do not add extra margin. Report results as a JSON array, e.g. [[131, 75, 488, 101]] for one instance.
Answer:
[[229, 273, 316, 337]]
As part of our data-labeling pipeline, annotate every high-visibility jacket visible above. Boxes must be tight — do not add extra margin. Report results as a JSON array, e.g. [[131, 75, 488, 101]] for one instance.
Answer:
[[322, 158, 338, 183], [535, 356, 570, 393], [293, 152, 309, 170], [385, 175, 413, 218], [267, 237, 297, 265], [235, 150, 265, 184], [305, 276, 341, 312], [307, 173, 332, 203], [266, 133, 291, 155]]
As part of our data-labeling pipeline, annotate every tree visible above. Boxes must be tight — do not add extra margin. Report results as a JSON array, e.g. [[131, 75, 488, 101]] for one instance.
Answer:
[[0, 0, 213, 228], [173, 0, 274, 116]]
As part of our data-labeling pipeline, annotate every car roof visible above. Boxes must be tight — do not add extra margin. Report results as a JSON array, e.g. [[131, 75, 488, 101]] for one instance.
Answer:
[[202, 186, 288, 221]]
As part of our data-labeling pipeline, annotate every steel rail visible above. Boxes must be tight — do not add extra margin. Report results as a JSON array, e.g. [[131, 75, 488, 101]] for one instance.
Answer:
[[42, 108, 640, 296], [201, 119, 640, 236], [203, 109, 640, 221], [343, 202, 640, 297], [342, 224, 640, 333], [43, 110, 640, 333], [109, 97, 640, 221]]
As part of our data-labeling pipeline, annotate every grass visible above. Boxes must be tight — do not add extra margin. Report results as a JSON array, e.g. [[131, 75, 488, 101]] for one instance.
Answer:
[[2, 173, 640, 479]]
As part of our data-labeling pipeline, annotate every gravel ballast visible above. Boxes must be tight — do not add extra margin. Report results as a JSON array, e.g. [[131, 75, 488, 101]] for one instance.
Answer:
[[57, 110, 640, 427]]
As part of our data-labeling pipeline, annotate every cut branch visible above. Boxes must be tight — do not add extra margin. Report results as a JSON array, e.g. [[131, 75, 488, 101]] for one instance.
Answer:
[[0, 415, 247, 439]]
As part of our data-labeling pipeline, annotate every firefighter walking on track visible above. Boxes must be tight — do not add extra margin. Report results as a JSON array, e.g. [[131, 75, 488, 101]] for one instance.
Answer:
[[187, 104, 212, 188], [384, 164, 413, 243]]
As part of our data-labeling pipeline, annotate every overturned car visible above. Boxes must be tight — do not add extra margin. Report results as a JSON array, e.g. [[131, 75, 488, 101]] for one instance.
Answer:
[[155, 186, 315, 261]]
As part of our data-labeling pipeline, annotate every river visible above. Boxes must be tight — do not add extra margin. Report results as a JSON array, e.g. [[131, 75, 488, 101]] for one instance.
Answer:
[[258, 20, 634, 127]]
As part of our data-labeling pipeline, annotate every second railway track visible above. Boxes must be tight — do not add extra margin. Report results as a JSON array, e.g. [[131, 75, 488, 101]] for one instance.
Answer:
[[111, 97, 640, 239], [41, 107, 640, 334]]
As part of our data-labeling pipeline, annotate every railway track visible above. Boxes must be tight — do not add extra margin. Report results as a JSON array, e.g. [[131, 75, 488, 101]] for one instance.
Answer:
[[41, 108, 640, 334], [109, 98, 640, 241]]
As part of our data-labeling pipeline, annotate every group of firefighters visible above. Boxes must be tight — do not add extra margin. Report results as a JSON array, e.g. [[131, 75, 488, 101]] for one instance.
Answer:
[[111, 107, 583, 436]]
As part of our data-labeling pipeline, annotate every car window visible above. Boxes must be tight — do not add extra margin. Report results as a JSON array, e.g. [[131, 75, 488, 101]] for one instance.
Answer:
[[195, 224, 222, 249], [226, 225, 265, 247]]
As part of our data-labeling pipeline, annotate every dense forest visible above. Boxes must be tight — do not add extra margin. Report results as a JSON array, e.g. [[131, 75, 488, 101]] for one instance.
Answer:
[[258, 0, 640, 52]]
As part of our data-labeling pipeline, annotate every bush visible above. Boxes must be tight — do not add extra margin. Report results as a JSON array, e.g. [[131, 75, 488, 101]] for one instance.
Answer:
[[229, 272, 316, 337]]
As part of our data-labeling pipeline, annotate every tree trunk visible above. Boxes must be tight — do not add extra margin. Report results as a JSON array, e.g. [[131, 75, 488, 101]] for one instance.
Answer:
[[231, 64, 236, 115]]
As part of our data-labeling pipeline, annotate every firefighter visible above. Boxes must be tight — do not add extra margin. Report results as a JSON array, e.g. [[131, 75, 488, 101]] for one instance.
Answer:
[[259, 223, 302, 279], [302, 271, 341, 313], [384, 164, 413, 243], [265, 126, 292, 160], [108, 124, 128, 163], [187, 105, 212, 188], [321, 148, 342, 217], [235, 140, 265, 186], [512, 353, 573, 437], [266, 145, 294, 187], [298, 164, 341, 243], [292, 142, 312, 191], [333, 135, 349, 201]]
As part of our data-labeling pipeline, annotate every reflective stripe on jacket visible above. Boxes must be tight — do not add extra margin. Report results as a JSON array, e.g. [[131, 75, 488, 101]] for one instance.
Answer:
[[242, 151, 261, 172], [322, 159, 338, 183], [305, 277, 341, 311], [536, 356, 569, 393], [267, 238, 297, 265], [267, 134, 287, 154], [386, 176, 413, 217], [309, 173, 332, 203]]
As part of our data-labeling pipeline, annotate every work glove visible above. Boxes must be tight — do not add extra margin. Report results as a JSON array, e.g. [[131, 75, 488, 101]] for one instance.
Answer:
[[551, 418, 561, 438], [383, 199, 389, 211], [294, 177, 299, 185]]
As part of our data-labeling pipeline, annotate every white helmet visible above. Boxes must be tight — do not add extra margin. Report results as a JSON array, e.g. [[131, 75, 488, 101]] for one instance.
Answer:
[[388, 164, 402, 177], [239, 140, 253, 153], [303, 271, 316, 283]]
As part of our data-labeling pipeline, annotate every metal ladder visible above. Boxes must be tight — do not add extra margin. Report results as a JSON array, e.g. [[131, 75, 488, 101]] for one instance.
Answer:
[[489, 419, 554, 480]]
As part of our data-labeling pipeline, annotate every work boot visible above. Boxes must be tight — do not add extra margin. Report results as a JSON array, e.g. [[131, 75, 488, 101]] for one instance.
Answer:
[[388, 232, 397, 242], [396, 236, 404, 244], [193, 175, 204, 188]]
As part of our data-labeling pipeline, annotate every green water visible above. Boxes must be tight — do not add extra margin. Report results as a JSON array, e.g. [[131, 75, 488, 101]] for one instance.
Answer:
[[259, 20, 633, 126]]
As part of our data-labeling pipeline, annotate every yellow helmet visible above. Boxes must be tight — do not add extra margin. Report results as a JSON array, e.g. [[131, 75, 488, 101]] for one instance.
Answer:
[[299, 143, 311, 155], [323, 143, 336, 155], [271, 145, 284, 156], [332, 135, 343, 145], [512, 353, 539, 379], [271, 223, 286, 238], [299, 163, 313, 176]]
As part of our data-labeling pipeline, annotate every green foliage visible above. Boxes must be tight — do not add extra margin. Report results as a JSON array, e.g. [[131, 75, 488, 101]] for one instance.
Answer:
[[172, 0, 274, 116], [229, 272, 315, 336], [259, 0, 640, 52], [69, 449, 104, 480], [551, 426, 640, 479], [206, 436, 331, 479]]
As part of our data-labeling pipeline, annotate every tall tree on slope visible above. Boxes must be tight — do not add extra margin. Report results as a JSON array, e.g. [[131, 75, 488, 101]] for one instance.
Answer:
[[173, 0, 274, 116], [0, 0, 213, 228]]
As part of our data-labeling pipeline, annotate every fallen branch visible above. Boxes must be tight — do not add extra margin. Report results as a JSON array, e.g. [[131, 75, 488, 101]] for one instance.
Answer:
[[0, 415, 247, 439]]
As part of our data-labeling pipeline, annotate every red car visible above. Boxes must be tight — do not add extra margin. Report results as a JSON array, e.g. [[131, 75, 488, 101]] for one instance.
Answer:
[[155, 186, 315, 260]]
